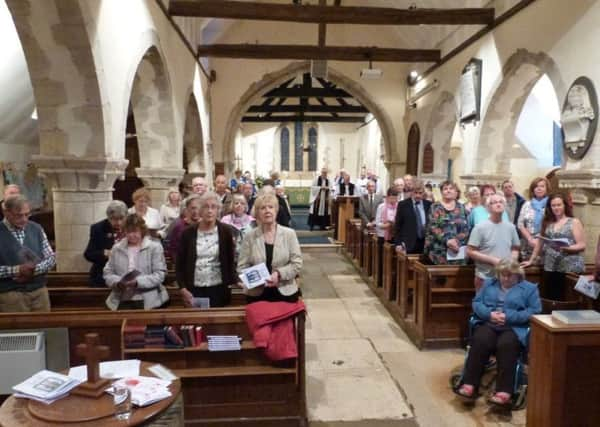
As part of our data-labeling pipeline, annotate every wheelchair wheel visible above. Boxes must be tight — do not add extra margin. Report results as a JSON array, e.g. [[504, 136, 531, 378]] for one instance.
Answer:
[[449, 373, 462, 390], [512, 384, 527, 410]]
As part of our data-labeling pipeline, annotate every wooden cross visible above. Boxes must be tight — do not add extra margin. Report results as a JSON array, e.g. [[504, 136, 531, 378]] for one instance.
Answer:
[[71, 333, 111, 398]]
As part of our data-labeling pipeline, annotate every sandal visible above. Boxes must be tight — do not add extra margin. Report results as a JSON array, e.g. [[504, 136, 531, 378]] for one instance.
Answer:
[[455, 384, 475, 399], [488, 392, 512, 407]]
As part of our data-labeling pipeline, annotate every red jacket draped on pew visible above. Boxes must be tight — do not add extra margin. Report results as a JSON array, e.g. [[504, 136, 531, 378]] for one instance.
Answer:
[[245, 301, 306, 361]]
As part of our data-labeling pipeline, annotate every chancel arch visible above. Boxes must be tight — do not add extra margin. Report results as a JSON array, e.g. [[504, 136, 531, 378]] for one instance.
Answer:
[[475, 49, 565, 178]]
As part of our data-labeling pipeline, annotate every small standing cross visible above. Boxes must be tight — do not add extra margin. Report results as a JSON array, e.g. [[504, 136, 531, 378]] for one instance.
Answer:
[[72, 333, 111, 397]]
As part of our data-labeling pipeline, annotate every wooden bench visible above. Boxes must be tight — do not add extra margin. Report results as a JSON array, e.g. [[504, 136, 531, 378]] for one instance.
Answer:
[[395, 252, 421, 319], [0, 308, 307, 426], [382, 242, 397, 301], [372, 234, 383, 290]]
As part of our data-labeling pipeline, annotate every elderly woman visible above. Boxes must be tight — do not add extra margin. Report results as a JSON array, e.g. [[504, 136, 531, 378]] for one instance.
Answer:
[[220, 194, 256, 238], [456, 259, 541, 406], [84, 200, 128, 287], [159, 188, 181, 229], [464, 186, 481, 215], [238, 193, 302, 303], [522, 193, 585, 300], [517, 177, 551, 261], [176, 192, 238, 308], [424, 180, 469, 265], [468, 184, 509, 229], [103, 214, 169, 310], [129, 187, 165, 238]]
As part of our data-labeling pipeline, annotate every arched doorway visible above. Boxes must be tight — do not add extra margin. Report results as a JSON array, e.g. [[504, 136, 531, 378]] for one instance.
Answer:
[[406, 123, 420, 176], [182, 93, 206, 184]]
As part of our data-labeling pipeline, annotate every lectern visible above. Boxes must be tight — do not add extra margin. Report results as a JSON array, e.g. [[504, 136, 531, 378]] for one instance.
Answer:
[[335, 196, 358, 243]]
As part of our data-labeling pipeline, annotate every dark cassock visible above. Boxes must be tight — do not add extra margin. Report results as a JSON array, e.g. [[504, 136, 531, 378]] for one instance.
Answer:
[[308, 175, 333, 230], [337, 181, 356, 196]]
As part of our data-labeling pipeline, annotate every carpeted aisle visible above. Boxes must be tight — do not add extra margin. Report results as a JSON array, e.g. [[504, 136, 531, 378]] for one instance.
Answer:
[[290, 206, 334, 244]]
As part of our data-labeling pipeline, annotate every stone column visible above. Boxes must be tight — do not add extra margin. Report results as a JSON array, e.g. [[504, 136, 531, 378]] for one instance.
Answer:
[[135, 168, 185, 208], [33, 156, 128, 272], [383, 160, 406, 183], [556, 169, 600, 263]]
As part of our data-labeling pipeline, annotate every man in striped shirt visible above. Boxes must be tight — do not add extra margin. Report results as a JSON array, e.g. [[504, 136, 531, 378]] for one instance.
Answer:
[[0, 195, 55, 312]]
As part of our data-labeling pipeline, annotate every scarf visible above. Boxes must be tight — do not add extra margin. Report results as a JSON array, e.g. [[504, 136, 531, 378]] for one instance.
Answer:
[[531, 196, 548, 234]]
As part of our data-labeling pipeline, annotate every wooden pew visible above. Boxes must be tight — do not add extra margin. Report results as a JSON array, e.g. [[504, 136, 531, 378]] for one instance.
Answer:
[[395, 253, 421, 319], [372, 235, 383, 290], [382, 242, 397, 301], [0, 308, 307, 426]]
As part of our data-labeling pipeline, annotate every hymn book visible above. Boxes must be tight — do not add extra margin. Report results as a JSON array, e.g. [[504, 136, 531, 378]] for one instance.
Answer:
[[552, 310, 600, 325]]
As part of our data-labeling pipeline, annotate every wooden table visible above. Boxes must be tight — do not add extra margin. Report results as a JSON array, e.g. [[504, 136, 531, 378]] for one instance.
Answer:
[[527, 314, 600, 427], [0, 362, 182, 426]]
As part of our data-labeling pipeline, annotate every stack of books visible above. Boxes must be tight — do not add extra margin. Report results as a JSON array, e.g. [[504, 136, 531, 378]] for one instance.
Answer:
[[207, 335, 242, 351], [180, 325, 204, 347], [13, 370, 83, 404], [552, 310, 600, 324], [144, 326, 166, 348], [123, 325, 146, 349]]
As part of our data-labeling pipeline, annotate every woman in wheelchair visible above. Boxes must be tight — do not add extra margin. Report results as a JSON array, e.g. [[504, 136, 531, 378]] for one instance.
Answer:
[[455, 259, 541, 406]]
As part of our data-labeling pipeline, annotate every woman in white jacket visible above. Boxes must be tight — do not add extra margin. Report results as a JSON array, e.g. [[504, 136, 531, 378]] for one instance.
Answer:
[[103, 214, 169, 310]]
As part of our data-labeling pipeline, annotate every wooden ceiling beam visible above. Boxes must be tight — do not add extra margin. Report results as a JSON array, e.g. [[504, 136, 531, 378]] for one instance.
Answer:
[[242, 115, 366, 123], [264, 87, 352, 98], [247, 105, 368, 113], [197, 44, 440, 62], [170, 1, 494, 26]]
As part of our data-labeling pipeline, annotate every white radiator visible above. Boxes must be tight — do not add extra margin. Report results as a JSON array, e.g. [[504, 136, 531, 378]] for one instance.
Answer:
[[0, 332, 46, 394]]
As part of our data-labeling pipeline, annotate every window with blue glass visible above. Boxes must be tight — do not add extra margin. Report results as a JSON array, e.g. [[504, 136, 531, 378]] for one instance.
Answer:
[[294, 121, 303, 171], [280, 127, 290, 171], [308, 127, 318, 171]]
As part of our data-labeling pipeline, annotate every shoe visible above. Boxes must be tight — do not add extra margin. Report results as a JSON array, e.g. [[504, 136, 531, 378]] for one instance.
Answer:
[[488, 392, 512, 407], [455, 384, 475, 400]]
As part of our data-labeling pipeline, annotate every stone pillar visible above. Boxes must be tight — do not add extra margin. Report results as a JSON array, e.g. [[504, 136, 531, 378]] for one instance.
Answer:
[[556, 169, 600, 263], [383, 160, 406, 183], [135, 168, 185, 208], [33, 156, 128, 272]]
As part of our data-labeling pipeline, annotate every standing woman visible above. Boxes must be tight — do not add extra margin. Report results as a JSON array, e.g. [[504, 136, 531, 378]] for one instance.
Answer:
[[176, 192, 238, 308], [221, 194, 256, 239], [464, 186, 481, 215], [517, 177, 550, 261], [159, 188, 181, 229], [238, 193, 303, 303], [522, 193, 585, 300], [103, 214, 169, 310], [424, 180, 469, 265], [129, 188, 165, 239]]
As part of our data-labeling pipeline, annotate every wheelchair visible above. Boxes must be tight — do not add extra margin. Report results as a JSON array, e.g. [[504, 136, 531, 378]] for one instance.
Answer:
[[449, 315, 528, 410]]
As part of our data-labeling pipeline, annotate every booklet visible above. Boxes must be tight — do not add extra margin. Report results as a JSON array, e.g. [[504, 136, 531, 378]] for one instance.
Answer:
[[13, 370, 82, 403], [552, 310, 600, 325], [239, 262, 271, 289], [192, 297, 210, 309], [574, 275, 600, 300], [446, 245, 467, 261], [68, 359, 141, 381], [535, 235, 570, 247]]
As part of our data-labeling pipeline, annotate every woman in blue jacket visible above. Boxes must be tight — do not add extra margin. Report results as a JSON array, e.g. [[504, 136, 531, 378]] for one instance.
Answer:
[[456, 259, 541, 406]]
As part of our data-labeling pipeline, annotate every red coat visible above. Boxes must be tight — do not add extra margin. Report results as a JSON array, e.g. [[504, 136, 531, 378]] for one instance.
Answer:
[[245, 301, 306, 361]]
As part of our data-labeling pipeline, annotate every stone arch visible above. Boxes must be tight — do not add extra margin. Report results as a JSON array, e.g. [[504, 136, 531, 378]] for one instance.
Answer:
[[421, 91, 456, 177], [406, 122, 420, 176], [5, 0, 105, 157], [222, 61, 397, 175], [475, 49, 565, 174], [183, 93, 206, 175], [127, 44, 177, 169]]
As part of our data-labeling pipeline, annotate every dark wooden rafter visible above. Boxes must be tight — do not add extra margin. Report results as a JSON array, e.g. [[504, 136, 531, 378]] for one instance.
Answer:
[[197, 44, 440, 62], [247, 105, 367, 114], [318, 0, 327, 48], [170, 1, 495, 26], [242, 115, 364, 123]]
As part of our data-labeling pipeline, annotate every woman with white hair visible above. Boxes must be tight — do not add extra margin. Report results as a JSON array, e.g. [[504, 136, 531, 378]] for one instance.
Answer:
[[464, 186, 481, 215], [159, 188, 181, 228], [176, 192, 238, 308], [220, 194, 256, 238]]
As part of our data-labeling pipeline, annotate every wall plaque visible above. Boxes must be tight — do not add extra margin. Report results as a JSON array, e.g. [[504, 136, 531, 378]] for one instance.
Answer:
[[561, 76, 598, 160]]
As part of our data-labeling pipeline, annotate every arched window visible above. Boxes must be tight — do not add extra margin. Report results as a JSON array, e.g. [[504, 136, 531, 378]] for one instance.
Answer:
[[422, 143, 434, 174], [294, 121, 303, 171], [406, 122, 420, 175], [308, 127, 318, 171], [280, 127, 290, 171]]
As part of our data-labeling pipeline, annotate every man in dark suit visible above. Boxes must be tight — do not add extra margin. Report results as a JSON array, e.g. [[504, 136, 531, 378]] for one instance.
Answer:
[[394, 180, 431, 254], [83, 200, 127, 287], [358, 180, 383, 229], [337, 172, 356, 196]]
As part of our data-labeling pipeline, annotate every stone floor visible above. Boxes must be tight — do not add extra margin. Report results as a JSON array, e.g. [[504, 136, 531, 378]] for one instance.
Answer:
[[301, 247, 526, 427]]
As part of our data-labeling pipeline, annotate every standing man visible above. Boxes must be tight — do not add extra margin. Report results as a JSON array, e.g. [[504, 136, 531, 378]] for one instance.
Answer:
[[308, 167, 333, 231], [403, 174, 415, 200], [393, 178, 405, 201], [214, 174, 233, 217], [394, 181, 431, 254], [336, 172, 356, 197], [501, 180, 525, 228], [0, 184, 20, 221], [356, 169, 369, 196], [0, 195, 55, 312], [191, 176, 207, 196], [358, 180, 383, 230], [467, 193, 520, 290]]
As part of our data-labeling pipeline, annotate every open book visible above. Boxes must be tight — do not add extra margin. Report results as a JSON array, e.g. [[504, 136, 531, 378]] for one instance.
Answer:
[[535, 235, 570, 247]]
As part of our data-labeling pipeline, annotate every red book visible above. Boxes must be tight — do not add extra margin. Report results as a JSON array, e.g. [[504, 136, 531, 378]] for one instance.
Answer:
[[194, 326, 204, 346], [165, 326, 184, 346]]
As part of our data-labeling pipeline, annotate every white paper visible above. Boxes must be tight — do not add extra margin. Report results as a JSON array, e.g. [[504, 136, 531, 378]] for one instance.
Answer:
[[109, 376, 172, 407], [239, 262, 271, 289], [68, 359, 141, 382], [536, 235, 570, 247], [192, 297, 210, 309], [446, 245, 467, 261], [574, 275, 600, 299], [13, 370, 82, 400]]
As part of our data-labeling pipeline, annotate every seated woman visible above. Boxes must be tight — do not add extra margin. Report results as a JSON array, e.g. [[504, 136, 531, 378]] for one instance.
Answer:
[[238, 193, 303, 303], [176, 192, 238, 308], [424, 180, 469, 265], [220, 194, 256, 239], [456, 259, 541, 406], [103, 214, 169, 310], [129, 187, 165, 239], [159, 188, 181, 229], [84, 200, 127, 287]]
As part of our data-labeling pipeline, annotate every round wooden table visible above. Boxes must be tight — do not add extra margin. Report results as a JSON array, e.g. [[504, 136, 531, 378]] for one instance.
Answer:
[[0, 363, 182, 426]]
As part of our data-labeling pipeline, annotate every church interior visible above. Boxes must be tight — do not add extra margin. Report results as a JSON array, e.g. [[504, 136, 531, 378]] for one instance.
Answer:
[[0, 0, 600, 426]]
